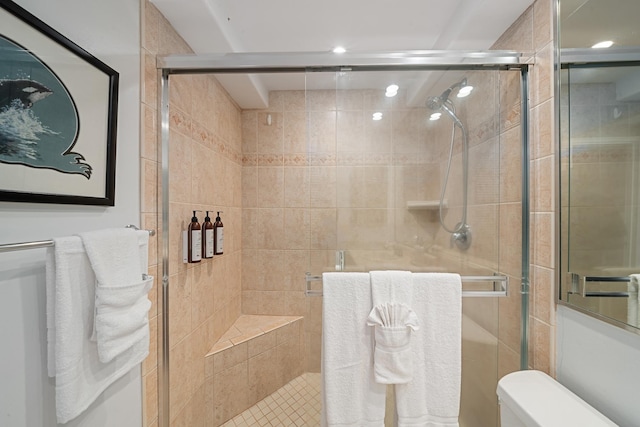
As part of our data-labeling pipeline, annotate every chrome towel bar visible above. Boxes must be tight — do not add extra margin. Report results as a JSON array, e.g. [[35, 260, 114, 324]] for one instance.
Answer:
[[567, 273, 632, 298], [305, 272, 509, 297], [0, 225, 156, 254]]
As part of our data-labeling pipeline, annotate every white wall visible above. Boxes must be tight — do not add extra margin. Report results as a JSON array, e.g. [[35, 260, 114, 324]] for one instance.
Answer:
[[556, 305, 640, 427], [0, 0, 142, 426]]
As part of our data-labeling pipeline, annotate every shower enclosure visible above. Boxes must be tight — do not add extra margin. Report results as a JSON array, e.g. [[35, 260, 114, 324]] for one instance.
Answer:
[[156, 51, 529, 427]]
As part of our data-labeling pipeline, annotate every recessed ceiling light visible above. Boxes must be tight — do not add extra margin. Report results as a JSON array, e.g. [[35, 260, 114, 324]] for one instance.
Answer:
[[592, 40, 614, 49], [372, 112, 383, 121], [333, 46, 346, 54], [385, 84, 399, 97]]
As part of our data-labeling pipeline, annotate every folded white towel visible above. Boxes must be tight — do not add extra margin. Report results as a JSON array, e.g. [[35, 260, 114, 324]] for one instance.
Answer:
[[396, 273, 462, 427], [368, 302, 420, 330], [321, 272, 386, 427], [79, 228, 144, 286], [94, 276, 153, 362], [367, 302, 419, 384], [370, 270, 413, 307], [628, 274, 640, 327], [369, 271, 418, 384], [45, 232, 150, 424], [79, 228, 152, 363]]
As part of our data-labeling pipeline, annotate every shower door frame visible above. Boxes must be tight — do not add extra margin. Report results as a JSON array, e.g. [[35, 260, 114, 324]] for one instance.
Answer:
[[156, 50, 532, 427]]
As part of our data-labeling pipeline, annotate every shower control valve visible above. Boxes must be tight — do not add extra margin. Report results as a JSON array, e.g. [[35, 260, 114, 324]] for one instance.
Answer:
[[451, 223, 472, 251]]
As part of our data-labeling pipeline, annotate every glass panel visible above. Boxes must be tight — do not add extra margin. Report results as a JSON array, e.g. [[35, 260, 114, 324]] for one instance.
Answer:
[[326, 70, 505, 275], [324, 69, 511, 427], [560, 63, 640, 328], [213, 66, 522, 427]]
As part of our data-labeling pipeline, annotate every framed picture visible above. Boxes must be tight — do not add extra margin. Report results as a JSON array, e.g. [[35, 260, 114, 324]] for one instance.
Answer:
[[0, 1, 118, 205]]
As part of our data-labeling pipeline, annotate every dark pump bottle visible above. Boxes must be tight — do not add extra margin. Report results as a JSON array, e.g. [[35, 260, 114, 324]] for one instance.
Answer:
[[188, 211, 202, 263], [214, 211, 224, 255], [202, 211, 214, 259]]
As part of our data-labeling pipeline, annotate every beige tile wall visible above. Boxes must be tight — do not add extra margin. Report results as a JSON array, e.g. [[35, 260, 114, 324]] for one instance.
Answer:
[[492, 0, 556, 376], [142, 1, 243, 426], [205, 316, 305, 425]]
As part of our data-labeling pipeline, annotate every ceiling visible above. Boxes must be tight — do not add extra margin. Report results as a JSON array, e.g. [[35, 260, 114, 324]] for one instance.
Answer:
[[151, 0, 534, 109]]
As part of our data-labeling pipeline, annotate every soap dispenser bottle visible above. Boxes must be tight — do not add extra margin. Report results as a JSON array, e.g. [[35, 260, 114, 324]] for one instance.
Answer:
[[213, 211, 224, 255], [202, 211, 214, 259], [188, 210, 202, 263]]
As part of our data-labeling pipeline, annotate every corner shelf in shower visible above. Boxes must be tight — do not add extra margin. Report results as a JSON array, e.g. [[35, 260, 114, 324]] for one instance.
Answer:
[[406, 200, 447, 210]]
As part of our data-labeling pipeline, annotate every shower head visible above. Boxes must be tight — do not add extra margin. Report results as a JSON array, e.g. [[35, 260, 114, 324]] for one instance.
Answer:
[[427, 87, 454, 110], [427, 78, 469, 128], [428, 78, 469, 108], [426, 95, 444, 110], [426, 95, 463, 128]]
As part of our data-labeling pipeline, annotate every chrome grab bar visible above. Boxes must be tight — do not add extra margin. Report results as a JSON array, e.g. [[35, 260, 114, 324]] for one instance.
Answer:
[[567, 272, 632, 298], [305, 272, 508, 297]]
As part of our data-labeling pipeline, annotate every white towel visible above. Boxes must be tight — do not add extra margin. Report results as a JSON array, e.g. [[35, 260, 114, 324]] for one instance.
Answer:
[[628, 274, 640, 327], [396, 273, 461, 427], [79, 228, 144, 286], [367, 303, 419, 384], [321, 272, 386, 427], [45, 247, 57, 377], [368, 271, 418, 384], [45, 232, 151, 424], [79, 228, 152, 362], [94, 277, 153, 362], [370, 270, 413, 307]]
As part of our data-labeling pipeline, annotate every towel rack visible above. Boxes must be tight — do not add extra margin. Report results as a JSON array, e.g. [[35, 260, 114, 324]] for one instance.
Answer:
[[0, 225, 156, 254], [305, 272, 509, 297], [567, 272, 632, 298]]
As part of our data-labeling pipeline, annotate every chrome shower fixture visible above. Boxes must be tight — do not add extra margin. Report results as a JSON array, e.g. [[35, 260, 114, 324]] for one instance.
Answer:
[[426, 78, 470, 128], [427, 95, 464, 128], [427, 78, 470, 106], [427, 78, 472, 250]]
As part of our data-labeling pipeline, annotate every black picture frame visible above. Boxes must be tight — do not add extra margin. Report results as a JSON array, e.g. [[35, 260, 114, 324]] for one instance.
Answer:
[[0, 0, 118, 206]]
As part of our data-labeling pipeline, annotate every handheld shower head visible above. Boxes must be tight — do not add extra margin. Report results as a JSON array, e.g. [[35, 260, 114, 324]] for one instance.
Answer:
[[439, 87, 453, 103], [440, 103, 464, 128], [427, 87, 454, 110], [426, 95, 463, 128], [426, 95, 443, 110]]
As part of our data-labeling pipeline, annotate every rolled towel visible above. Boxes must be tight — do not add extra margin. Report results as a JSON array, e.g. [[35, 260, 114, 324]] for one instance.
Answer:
[[367, 302, 419, 384]]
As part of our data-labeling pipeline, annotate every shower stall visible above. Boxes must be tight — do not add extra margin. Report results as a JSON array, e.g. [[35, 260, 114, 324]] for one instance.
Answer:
[[155, 51, 529, 427]]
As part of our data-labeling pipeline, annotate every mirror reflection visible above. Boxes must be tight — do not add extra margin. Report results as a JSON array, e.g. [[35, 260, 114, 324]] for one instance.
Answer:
[[558, 0, 640, 329]]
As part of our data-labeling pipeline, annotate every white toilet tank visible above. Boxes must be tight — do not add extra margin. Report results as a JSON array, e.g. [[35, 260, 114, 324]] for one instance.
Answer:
[[497, 370, 617, 427]]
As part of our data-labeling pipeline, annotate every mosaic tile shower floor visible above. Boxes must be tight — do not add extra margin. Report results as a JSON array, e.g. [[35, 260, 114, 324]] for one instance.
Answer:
[[221, 373, 321, 427]]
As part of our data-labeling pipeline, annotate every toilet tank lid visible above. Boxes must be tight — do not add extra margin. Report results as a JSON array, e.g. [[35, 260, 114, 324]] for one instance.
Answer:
[[497, 370, 617, 427]]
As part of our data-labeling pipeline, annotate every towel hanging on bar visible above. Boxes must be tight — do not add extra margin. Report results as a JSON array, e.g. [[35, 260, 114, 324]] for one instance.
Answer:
[[0, 225, 155, 254], [304, 272, 509, 297]]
